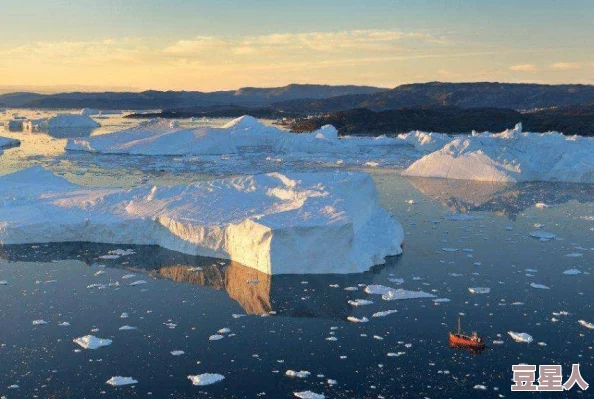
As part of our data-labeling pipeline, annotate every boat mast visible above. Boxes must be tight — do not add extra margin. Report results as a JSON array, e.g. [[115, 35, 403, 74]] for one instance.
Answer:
[[457, 315, 461, 334]]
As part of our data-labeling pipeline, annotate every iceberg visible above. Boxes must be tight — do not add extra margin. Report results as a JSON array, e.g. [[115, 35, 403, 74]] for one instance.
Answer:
[[106, 376, 138, 386], [403, 123, 594, 183], [80, 108, 100, 116], [0, 167, 403, 275], [397, 130, 453, 153], [187, 373, 225, 386], [73, 335, 113, 349], [66, 116, 404, 156], [508, 331, 533, 343], [0, 136, 20, 154], [45, 114, 100, 129]]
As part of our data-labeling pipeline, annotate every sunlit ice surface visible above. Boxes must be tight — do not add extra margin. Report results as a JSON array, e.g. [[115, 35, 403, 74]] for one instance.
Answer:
[[0, 111, 592, 397]]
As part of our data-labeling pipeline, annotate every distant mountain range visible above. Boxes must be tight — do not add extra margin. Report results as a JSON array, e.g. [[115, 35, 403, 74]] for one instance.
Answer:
[[0, 84, 385, 109], [273, 82, 594, 113], [289, 104, 594, 136]]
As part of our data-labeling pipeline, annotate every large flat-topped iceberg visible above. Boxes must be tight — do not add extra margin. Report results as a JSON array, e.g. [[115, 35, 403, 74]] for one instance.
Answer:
[[403, 123, 594, 183], [24, 114, 101, 131], [66, 116, 403, 155], [0, 167, 403, 274]]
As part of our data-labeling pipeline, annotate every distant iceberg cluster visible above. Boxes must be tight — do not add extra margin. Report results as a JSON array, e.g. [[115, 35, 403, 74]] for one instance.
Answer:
[[0, 167, 403, 275], [66, 115, 404, 155], [404, 123, 594, 183]]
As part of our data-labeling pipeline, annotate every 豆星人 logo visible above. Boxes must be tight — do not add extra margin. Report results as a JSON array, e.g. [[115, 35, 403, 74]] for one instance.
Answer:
[[511, 364, 589, 391]]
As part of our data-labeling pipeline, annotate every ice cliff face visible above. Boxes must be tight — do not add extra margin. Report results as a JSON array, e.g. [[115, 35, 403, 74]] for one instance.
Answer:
[[0, 167, 403, 274], [404, 123, 594, 183]]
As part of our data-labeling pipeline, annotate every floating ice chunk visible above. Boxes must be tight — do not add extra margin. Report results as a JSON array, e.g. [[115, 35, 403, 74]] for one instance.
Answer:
[[372, 310, 398, 318], [187, 373, 225, 386], [286, 370, 311, 378], [294, 391, 325, 399], [58, 322, 70, 327], [492, 340, 504, 345], [129, 280, 147, 286], [578, 320, 594, 330], [209, 334, 224, 341], [0, 280, 7, 285], [468, 287, 491, 294], [110, 249, 136, 256], [120, 312, 129, 318], [119, 325, 137, 331], [106, 377, 137, 386], [347, 316, 369, 323], [217, 328, 231, 334], [535, 203, 551, 209], [444, 214, 483, 221], [433, 298, 451, 303], [365, 285, 435, 301], [32, 320, 48, 325], [387, 352, 406, 357], [508, 331, 533, 343], [530, 283, 550, 290], [529, 231, 556, 240], [348, 299, 374, 306], [171, 350, 185, 356], [565, 253, 583, 257], [122, 274, 136, 279], [73, 335, 113, 349], [473, 385, 487, 390], [563, 269, 582, 275], [441, 248, 459, 252]]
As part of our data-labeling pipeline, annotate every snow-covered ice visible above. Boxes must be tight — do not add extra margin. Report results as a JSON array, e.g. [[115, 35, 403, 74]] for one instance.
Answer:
[[578, 320, 594, 330], [397, 130, 453, 153], [0, 167, 403, 275], [403, 123, 594, 183]]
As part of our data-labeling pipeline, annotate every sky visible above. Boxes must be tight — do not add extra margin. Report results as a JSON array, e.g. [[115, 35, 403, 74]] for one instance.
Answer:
[[0, 0, 593, 92]]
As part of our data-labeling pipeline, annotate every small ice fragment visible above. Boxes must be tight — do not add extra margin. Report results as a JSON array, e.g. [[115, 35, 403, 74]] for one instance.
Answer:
[[294, 391, 325, 399], [32, 320, 48, 325], [441, 248, 459, 252], [578, 320, 594, 330], [565, 253, 583, 257], [122, 274, 136, 279], [347, 316, 369, 323], [73, 335, 113, 349], [285, 370, 311, 378], [563, 269, 581, 275], [468, 287, 490, 294], [535, 203, 551, 209], [0, 280, 8, 285], [217, 328, 231, 334], [348, 299, 373, 306], [209, 334, 224, 341], [119, 325, 137, 331], [507, 331, 533, 343], [372, 310, 398, 318], [129, 280, 147, 286], [530, 283, 550, 290], [187, 373, 224, 386], [120, 312, 129, 318], [171, 350, 185, 356], [58, 322, 70, 327], [106, 376, 138, 386], [433, 298, 451, 303], [529, 231, 556, 240], [473, 385, 487, 390]]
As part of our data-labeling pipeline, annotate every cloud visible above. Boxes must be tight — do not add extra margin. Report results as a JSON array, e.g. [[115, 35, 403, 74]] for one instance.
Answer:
[[551, 62, 582, 70], [510, 64, 538, 72], [163, 29, 448, 56]]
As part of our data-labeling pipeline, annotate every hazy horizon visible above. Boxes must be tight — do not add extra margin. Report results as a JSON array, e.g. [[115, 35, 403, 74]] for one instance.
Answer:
[[1, 0, 593, 91]]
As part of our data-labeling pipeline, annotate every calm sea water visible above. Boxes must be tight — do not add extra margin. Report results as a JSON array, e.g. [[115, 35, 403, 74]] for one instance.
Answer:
[[0, 113, 593, 398]]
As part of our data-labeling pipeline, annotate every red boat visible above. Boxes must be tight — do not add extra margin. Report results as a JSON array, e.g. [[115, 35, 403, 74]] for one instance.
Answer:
[[449, 316, 485, 350]]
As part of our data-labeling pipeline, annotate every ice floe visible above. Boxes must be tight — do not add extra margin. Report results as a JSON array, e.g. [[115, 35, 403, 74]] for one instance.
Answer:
[[403, 123, 594, 183], [507, 331, 533, 343], [294, 391, 325, 399], [468, 287, 490, 294], [187, 373, 225, 386], [530, 283, 550, 290], [364, 285, 435, 301], [286, 370, 311, 378], [578, 320, 594, 330], [529, 231, 556, 240], [0, 167, 402, 275], [73, 335, 113, 349], [106, 376, 138, 386]]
